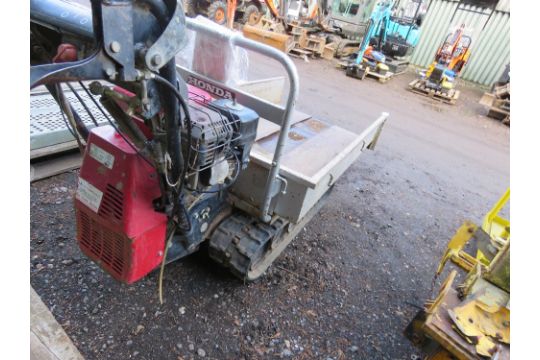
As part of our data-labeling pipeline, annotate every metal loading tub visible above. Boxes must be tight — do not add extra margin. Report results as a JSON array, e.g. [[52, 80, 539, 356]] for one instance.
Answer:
[[178, 17, 388, 279]]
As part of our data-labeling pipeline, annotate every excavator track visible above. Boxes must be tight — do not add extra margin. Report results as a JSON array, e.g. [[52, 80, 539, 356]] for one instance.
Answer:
[[208, 212, 288, 281]]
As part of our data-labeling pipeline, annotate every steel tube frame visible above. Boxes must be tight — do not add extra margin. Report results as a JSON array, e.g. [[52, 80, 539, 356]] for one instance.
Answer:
[[30, 0, 94, 40], [184, 18, 300, 222]]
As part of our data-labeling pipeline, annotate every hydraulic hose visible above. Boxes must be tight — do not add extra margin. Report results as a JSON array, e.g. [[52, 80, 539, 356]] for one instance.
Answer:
[[158, 62, 182, 184], [152, 72, 194, 234], [152, 73, 193, 188]]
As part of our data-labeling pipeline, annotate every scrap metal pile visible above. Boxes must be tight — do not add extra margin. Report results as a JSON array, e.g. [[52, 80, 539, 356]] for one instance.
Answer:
[[242, 0, 424, 67]]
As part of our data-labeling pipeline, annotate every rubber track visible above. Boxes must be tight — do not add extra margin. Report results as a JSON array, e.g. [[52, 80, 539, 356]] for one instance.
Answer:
[[208, 212, 286, 280]]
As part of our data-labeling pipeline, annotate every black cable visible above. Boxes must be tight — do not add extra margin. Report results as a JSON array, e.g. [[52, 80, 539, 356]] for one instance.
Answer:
[[152, 74, 193, 189], [55, 83, 85, 152], [81, 79, 190, 233], [79, 81, 112, 121], [153, 75, 242, 195], [66, 82, 99, 127], [152, 74, 196, 233], [58, 105, 76, 138], [82, 80, 191, 233]]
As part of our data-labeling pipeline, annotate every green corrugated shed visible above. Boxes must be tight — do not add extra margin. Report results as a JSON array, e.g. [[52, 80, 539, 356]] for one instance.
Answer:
[[410, 0, 510, 86]]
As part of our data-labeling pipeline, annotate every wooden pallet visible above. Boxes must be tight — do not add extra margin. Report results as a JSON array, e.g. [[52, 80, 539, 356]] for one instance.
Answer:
[[423, 287, 510, 360], [337, 61, 394, 83], [408, 79, 460, 105], [365, 68, 394, 83]]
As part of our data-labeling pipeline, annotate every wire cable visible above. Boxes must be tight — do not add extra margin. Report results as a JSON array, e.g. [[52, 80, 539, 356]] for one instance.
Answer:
[[79, 81, 112, 121], [55, 83, 85, 152], [154, 77, 194, 229], [158, 222, 177, 305], [66, 82, 99, 127], [157, 82, 243, 195], [151, 74, 193, 189], [151, 74, 195, 235], [83, 78, 192, 232], [58, 105, 77, 138]]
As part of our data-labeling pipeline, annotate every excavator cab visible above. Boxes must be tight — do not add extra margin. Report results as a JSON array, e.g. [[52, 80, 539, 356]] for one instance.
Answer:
[[329, 0, 377, 39]]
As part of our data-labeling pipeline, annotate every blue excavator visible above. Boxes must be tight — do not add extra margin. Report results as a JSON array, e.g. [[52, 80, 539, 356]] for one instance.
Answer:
[[345, 0, 422, 81]]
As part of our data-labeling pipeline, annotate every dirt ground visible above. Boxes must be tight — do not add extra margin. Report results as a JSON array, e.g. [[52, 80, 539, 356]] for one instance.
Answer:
[[30, 55, 509, 360]]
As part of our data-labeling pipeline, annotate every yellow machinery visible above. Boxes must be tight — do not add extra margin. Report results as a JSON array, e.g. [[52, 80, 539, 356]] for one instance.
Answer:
[[407, 189, 510, 360], [437, 188, 509, 274], [408, 24, 472, 104], [185, 0, 277, 26]]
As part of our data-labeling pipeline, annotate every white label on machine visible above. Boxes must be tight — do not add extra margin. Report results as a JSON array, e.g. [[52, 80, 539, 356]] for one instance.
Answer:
[[89, 144, 114, 169], [76, 178, 103, 213]]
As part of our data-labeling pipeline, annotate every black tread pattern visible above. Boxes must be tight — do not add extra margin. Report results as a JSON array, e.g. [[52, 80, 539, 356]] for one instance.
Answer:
[[208, 212, 287, 280]]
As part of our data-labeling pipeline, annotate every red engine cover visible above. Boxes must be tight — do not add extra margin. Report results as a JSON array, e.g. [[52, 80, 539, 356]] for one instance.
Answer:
[[74, 125, 167, 284]]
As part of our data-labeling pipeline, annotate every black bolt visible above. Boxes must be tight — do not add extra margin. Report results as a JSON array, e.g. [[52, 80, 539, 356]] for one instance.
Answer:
[[151, 54, 162, 67]]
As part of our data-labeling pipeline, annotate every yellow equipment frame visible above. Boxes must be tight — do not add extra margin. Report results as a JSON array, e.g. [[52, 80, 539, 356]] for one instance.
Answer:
[[437, 189, 509, 275], [482, 188, 510, 242]]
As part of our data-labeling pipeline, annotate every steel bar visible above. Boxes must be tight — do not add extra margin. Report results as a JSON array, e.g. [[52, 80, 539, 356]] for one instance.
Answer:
[[184, 18, 300, 222]]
